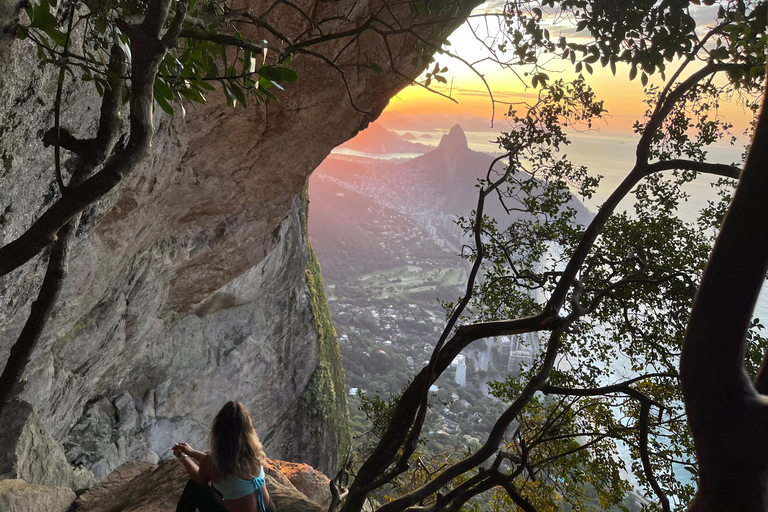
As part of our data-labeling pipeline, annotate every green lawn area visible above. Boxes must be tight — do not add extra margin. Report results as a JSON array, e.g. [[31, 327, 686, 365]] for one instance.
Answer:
[[332, 264, 468, 301]]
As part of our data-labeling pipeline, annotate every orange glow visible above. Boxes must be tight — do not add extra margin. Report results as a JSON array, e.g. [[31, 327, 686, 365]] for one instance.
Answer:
[[386, 52, 754, 137]]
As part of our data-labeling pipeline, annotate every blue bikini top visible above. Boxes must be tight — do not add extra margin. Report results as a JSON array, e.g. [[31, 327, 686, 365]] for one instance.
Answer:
[[211, 456, 266, 507]]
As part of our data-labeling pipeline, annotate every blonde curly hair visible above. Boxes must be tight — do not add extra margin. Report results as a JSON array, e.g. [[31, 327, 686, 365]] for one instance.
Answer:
[[210, 401, 265, 479]]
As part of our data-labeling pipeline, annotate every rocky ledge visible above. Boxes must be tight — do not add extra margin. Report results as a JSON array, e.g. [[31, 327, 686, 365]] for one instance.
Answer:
[[0, 399, 334, 512], [2, 457, 331, 512]]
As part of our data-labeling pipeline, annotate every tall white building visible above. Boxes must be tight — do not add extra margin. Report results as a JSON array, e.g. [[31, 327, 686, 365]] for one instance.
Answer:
[[507, 332, 537, 375], [455, 354, 467, 387]]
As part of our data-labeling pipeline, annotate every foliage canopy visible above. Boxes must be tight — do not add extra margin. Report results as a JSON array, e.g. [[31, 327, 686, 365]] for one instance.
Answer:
[[335, 2, 768, 512]]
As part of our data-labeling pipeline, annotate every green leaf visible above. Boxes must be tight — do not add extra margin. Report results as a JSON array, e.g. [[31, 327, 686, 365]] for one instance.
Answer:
[[32, 0, 50, 22], [641, 72, 648, 86], [194, 79, 216, 91], [206, 56, 218, 79], [230, 83, 247, 107], [261, 87, 279, 102], [94, 17, 107, 35], [242, 49, 252, 73], [154, 90, 175, 115], [31, 12, 58, 32], [180, 87, 206, 104], [221, 82, 236, 107], [257, 65, 285, 82], [282, 68, 298, 82], [45, 28, 67, 47], [154, 78, 174, 100], [106, 70, 122, 87]]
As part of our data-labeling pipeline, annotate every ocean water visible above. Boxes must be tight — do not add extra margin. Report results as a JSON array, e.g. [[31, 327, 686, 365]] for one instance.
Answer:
[[331, 147, 426, 160]]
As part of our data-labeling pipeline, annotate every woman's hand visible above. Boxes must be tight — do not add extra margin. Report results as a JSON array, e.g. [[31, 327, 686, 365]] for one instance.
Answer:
[[172, 442, 195, 459]]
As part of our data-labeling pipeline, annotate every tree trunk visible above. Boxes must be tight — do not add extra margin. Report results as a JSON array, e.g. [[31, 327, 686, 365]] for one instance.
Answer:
[[681, 76, 768, 510]]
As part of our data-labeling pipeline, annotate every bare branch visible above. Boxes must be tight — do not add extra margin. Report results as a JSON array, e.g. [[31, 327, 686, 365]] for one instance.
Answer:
[[638, 400, 671, 512], [178, 28, 284, 54], [646, 159, 741, 180]]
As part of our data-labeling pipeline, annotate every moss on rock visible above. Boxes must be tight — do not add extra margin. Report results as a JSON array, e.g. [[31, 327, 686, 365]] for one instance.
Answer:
[[297, 189, 351, 472]]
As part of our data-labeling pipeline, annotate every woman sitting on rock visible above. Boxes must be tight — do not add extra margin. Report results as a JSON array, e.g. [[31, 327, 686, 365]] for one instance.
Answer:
[[174, 401, 276, 512]]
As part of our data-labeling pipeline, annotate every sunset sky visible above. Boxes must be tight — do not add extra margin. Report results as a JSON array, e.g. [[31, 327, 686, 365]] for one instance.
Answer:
[[384, 9, 755, 138]]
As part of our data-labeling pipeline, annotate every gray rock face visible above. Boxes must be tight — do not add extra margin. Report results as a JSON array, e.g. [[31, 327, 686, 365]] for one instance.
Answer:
[[0, 479, 76, 512], [0, 0, 21, 44], [0, 399, 96, 491], [0, 0, 480, 480]]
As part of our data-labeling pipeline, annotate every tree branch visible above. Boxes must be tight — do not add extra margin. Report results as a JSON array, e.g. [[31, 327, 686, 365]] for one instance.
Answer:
[[638, 400, 671, 512], [0, 0, 173, 278], [646, 159, 741, 180], [178, 28, 283, 54]]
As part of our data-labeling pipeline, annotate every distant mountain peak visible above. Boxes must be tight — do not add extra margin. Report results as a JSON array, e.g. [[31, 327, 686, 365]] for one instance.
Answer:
[[438, 124, 468, 151], [340, 122, 430, 154]]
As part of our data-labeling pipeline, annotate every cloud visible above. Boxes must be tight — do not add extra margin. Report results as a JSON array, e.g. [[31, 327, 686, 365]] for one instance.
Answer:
[[418, 84, 539, 101], [378, 111, 507, 132]]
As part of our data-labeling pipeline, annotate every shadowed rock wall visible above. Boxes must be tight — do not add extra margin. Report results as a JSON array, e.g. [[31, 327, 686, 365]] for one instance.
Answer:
[[0, 0, 480, 480]]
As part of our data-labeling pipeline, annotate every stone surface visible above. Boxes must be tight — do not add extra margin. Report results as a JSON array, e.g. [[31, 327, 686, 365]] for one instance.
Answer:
[[74, 459, 325, 512], [0, 0, 480, 479], [0, 479, 76, 512], [0, 0, 21, 45], [0, 399, 96, 491], [264, 459, 298, 489], [269, 460, 333, 508]]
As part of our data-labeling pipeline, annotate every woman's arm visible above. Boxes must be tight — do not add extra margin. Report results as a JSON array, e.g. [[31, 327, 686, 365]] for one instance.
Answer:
[[173, 444, 212, 485], [262, 484, 271, 506]]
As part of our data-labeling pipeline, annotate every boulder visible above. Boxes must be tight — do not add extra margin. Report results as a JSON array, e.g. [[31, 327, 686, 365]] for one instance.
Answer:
[[74, 459, 325, 512], [0, 399, 95, 491], [73, 459, 157, 511], [0, 479, 75, 512], [264, 459, 299, 489], [64, 394, 159, 480], [268, 460, 333, 508]]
